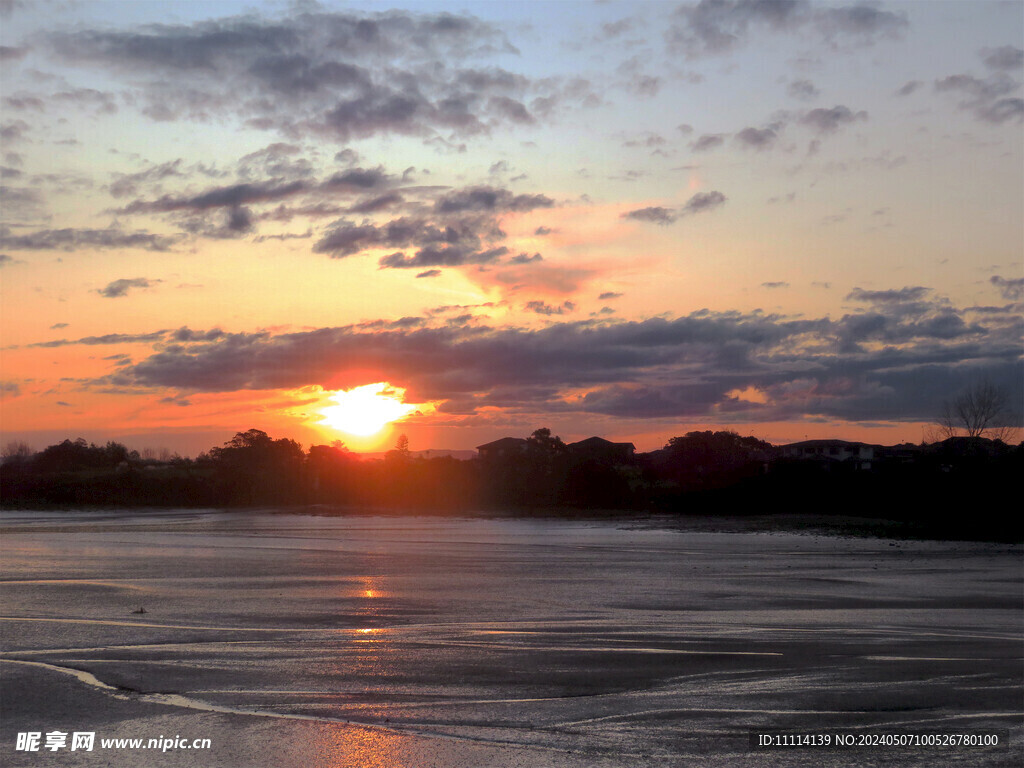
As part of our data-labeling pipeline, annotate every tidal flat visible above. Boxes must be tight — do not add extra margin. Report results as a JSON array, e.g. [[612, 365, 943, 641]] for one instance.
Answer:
[[1, 510, 1021, 767]]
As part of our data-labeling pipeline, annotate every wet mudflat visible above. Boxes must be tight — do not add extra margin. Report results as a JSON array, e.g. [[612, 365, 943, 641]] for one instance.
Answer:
[[1, 510, 1021, 767]]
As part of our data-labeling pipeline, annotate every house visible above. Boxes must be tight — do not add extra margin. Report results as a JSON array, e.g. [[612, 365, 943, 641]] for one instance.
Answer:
[[476, 437, 529, 461], [780, 439, 874, 470], [566, 436, 636, 465], [874, 443, 922, 465]]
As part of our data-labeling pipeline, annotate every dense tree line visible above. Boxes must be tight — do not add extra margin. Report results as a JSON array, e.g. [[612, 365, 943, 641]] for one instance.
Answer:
[[1, 429, 1021, 540], [0, 430, 481, 511]]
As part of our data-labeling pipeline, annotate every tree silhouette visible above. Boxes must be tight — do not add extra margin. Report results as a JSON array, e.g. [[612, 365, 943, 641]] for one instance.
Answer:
[[32, 438, 135, 472], [521, 428, 567, 505], [208, 429, 304, 504], [307, 442, 354, 502], [526, 427, 566, 454], [655, 431, 772, 491], [1, 441, 33, 467], [936, 380, 1019, 442]]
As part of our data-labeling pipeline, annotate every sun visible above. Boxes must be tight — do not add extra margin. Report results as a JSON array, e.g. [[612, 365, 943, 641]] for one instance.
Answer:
[[318, 383, 423, 437]]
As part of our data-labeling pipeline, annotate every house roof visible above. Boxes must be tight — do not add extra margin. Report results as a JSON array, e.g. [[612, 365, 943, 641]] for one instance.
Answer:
[[475, 437, 528, 451], [568, 436, 636, 451], [782, 439, 869, 449]]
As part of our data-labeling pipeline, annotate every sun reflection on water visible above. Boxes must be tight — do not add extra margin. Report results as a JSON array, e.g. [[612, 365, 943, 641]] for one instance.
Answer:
[[309, 725, 417, 768]]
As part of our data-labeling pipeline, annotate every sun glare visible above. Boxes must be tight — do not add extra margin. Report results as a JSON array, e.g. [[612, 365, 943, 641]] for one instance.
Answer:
[[319, 383, 422, 437]]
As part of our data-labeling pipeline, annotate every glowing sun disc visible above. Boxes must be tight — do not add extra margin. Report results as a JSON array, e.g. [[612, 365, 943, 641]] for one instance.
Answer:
[[319, 383, 420, 436]]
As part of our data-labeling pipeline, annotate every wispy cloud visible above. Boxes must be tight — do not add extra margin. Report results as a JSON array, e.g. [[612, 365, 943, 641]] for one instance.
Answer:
[[97, 277, 162, 298]]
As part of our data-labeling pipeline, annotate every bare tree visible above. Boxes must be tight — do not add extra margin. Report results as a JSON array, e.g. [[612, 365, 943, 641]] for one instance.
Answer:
[[936, 380, 1019, 442], [1, 440, 33, 465]]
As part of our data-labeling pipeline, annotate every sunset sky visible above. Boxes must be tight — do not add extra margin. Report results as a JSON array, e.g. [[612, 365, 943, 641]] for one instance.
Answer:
[[1, 0, 1021, 456]]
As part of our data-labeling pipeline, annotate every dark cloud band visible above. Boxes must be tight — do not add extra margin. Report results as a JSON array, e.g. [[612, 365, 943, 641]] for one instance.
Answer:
[[91, 293, 1022, 426]]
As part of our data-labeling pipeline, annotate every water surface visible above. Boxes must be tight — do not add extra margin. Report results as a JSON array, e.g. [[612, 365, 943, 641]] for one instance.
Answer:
[[2, 510, 1020, 766]]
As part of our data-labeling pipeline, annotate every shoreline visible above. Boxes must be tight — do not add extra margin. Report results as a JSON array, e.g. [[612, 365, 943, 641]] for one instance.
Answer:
[[2, 505, 1021, 544]]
